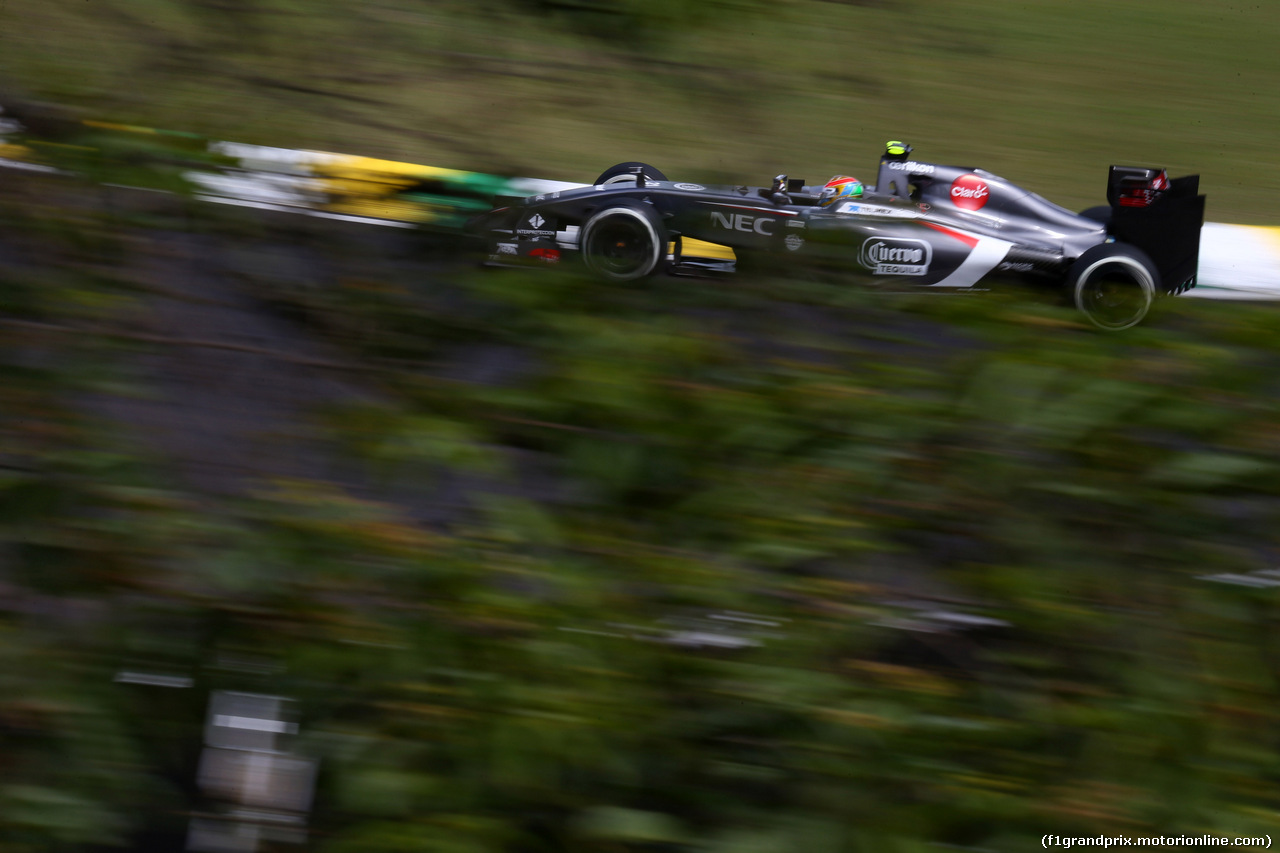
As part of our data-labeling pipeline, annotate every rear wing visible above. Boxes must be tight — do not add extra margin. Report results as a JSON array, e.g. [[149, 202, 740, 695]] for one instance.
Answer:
[[1106, 166, 1205, 293]]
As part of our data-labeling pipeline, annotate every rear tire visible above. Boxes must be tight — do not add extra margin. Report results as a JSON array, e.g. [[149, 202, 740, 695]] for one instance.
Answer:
[[1078, 205, 1111, 225], [580, 202, 666, 282], [1067, 243, 1158, 331], [594, 162, 668, 186]]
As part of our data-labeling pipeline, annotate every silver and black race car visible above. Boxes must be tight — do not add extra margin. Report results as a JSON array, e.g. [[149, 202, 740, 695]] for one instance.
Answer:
[[468, 143, 1205, 330]]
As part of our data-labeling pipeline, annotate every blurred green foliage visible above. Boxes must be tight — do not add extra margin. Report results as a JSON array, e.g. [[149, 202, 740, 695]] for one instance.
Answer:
[[510, 0, 765, 42], [3, 165, 1280, 849]]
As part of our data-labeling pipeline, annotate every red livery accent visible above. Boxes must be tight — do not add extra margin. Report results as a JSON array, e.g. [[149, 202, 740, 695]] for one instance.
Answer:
[[920, 221, 980, 248], [1116, 169, 1170, 207]]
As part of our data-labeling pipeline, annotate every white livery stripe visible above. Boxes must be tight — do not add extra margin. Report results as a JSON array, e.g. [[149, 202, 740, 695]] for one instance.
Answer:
[[1188, 223, 1280, 300], [927, 235, 1014, 288]]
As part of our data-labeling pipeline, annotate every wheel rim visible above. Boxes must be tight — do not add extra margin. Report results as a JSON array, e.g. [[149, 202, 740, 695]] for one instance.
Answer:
[[584, 212, 658, 280], [1075, 258, 1153, 331], [600, 173, 653, 186]]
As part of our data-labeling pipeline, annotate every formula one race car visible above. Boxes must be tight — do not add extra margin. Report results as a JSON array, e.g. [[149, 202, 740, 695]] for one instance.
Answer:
[[468, 142, 1205, 330]]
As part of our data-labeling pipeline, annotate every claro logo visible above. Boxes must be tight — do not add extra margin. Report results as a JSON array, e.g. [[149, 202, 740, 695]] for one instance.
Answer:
[[710, 211, 775, 236], [950, 174, 990, 211], [860, 238, 932, 275]]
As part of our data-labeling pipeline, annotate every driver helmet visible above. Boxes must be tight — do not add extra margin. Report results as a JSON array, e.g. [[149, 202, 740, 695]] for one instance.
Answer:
[[819, 175, 863, 207]]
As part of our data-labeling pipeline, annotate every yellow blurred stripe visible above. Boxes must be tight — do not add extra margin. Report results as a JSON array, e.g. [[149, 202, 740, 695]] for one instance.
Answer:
[[1237, 225, 1280, 253], [316, 155, 472, 181], [682, 238, 735, 261], [326, 199, 441, 223], [83, 120, 156, 134]]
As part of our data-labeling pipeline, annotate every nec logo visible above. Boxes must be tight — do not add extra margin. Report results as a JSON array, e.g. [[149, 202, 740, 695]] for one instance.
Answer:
[[710, 211, 775, 236]]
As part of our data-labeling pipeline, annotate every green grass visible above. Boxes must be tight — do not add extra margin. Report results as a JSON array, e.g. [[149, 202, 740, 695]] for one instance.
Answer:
[[3, 0, 1279, 221]]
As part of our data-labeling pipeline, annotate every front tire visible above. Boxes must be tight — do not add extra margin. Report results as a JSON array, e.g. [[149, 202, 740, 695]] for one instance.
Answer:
[[580, 202, 666, 282], [1067, 243, 1158, 331], [594, 162, 668, 186]]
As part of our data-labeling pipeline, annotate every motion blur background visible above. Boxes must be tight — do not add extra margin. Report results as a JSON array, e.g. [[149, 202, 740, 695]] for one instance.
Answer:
[[5, 0, 1280, 216], [2, 1, 1280, 851]]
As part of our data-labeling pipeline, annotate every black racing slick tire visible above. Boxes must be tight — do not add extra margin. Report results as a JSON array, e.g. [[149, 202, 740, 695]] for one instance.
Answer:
[[1078, 205, 1112, 225], [594, 162, 669, 186], [1067, 243, 1158, 331], [580, 202, 667, 283]]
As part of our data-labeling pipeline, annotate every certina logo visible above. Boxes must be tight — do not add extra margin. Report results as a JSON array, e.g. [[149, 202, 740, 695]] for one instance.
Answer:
[[860, 238, 931, 275], [785, 234, 804, 252], [886, 161, 935, 174], [950, 175, 990, 211], [710, 211, 775, 236]]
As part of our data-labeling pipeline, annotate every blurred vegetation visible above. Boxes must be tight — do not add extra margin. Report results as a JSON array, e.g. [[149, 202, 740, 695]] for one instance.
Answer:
[[5, 1, 1280, 850], [4, 159, 1280, 850], [3, 0, 1280, 219]]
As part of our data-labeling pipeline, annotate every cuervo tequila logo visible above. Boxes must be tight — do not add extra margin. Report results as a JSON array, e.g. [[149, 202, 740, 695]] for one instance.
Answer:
[[860, 237, 931, 275]]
